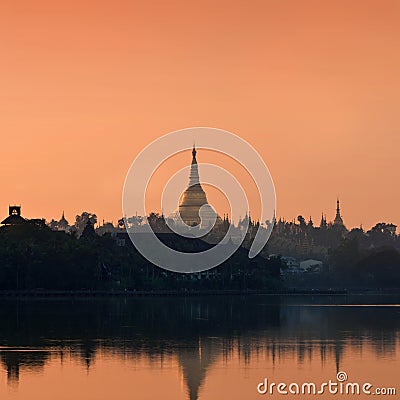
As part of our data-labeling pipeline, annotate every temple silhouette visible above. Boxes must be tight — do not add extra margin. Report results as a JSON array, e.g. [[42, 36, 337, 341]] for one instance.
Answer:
[[0, 206, 26, 226], [170, 145, 221, 228]]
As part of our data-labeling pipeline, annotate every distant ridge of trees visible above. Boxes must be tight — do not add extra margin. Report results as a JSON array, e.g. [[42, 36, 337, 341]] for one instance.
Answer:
[[1, 209, 400, 291], [0, 219, 282, 292]]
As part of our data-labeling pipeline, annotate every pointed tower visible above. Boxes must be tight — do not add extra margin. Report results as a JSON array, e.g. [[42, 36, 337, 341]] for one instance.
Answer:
[[333, 198, 344, 227], [188, 145, 201, 186], [58, 211, 69, 230], [320, 212, 327, 228], [176, 146, 219, 227]]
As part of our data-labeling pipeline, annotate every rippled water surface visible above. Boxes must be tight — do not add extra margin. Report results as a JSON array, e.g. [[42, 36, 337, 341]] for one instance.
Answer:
[[0, 295, 399, 399]]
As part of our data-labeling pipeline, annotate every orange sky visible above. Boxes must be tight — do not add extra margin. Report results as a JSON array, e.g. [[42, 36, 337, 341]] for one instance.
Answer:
[[1, 0, 399, 229]]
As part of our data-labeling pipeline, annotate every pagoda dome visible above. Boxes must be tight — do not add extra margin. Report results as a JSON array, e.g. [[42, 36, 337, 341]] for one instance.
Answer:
[[170, 146, 221, 229]]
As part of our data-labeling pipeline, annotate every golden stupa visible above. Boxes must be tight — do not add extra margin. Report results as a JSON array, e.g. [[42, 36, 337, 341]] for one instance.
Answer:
[[173, 146, 219, 228]]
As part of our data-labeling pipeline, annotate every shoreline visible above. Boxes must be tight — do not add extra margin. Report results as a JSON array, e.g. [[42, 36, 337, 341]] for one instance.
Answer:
[[0, 288, 399, 298]]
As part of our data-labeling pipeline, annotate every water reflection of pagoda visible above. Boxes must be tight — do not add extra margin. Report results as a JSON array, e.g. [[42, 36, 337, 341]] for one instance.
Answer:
[[0, 350, 49, 387], [178, 338, 217, 400], [1, 298, 399, 398]]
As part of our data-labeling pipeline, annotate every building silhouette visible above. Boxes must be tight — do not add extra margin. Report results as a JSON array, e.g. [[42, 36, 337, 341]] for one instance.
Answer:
[[58, 211, 69, 231], [333, 198, 345, 228], [1, 205, 26, 226], [170, 146, 220, 228]]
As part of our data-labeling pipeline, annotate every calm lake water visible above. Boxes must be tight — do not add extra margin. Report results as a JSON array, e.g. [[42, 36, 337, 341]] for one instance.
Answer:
[[0, 295, 399, 400]]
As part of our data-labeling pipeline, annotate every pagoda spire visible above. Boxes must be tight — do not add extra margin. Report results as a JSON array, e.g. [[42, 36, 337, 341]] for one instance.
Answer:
[[175, 145, 219, 227], [188, 145, 200, 187], [320, 212, 326, 228], [333, 198, 345, 227]]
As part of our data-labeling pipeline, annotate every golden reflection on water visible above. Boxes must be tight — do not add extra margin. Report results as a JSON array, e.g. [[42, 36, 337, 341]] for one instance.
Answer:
[[0, 297, 399, 400], [0, 342, 398, 400]]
